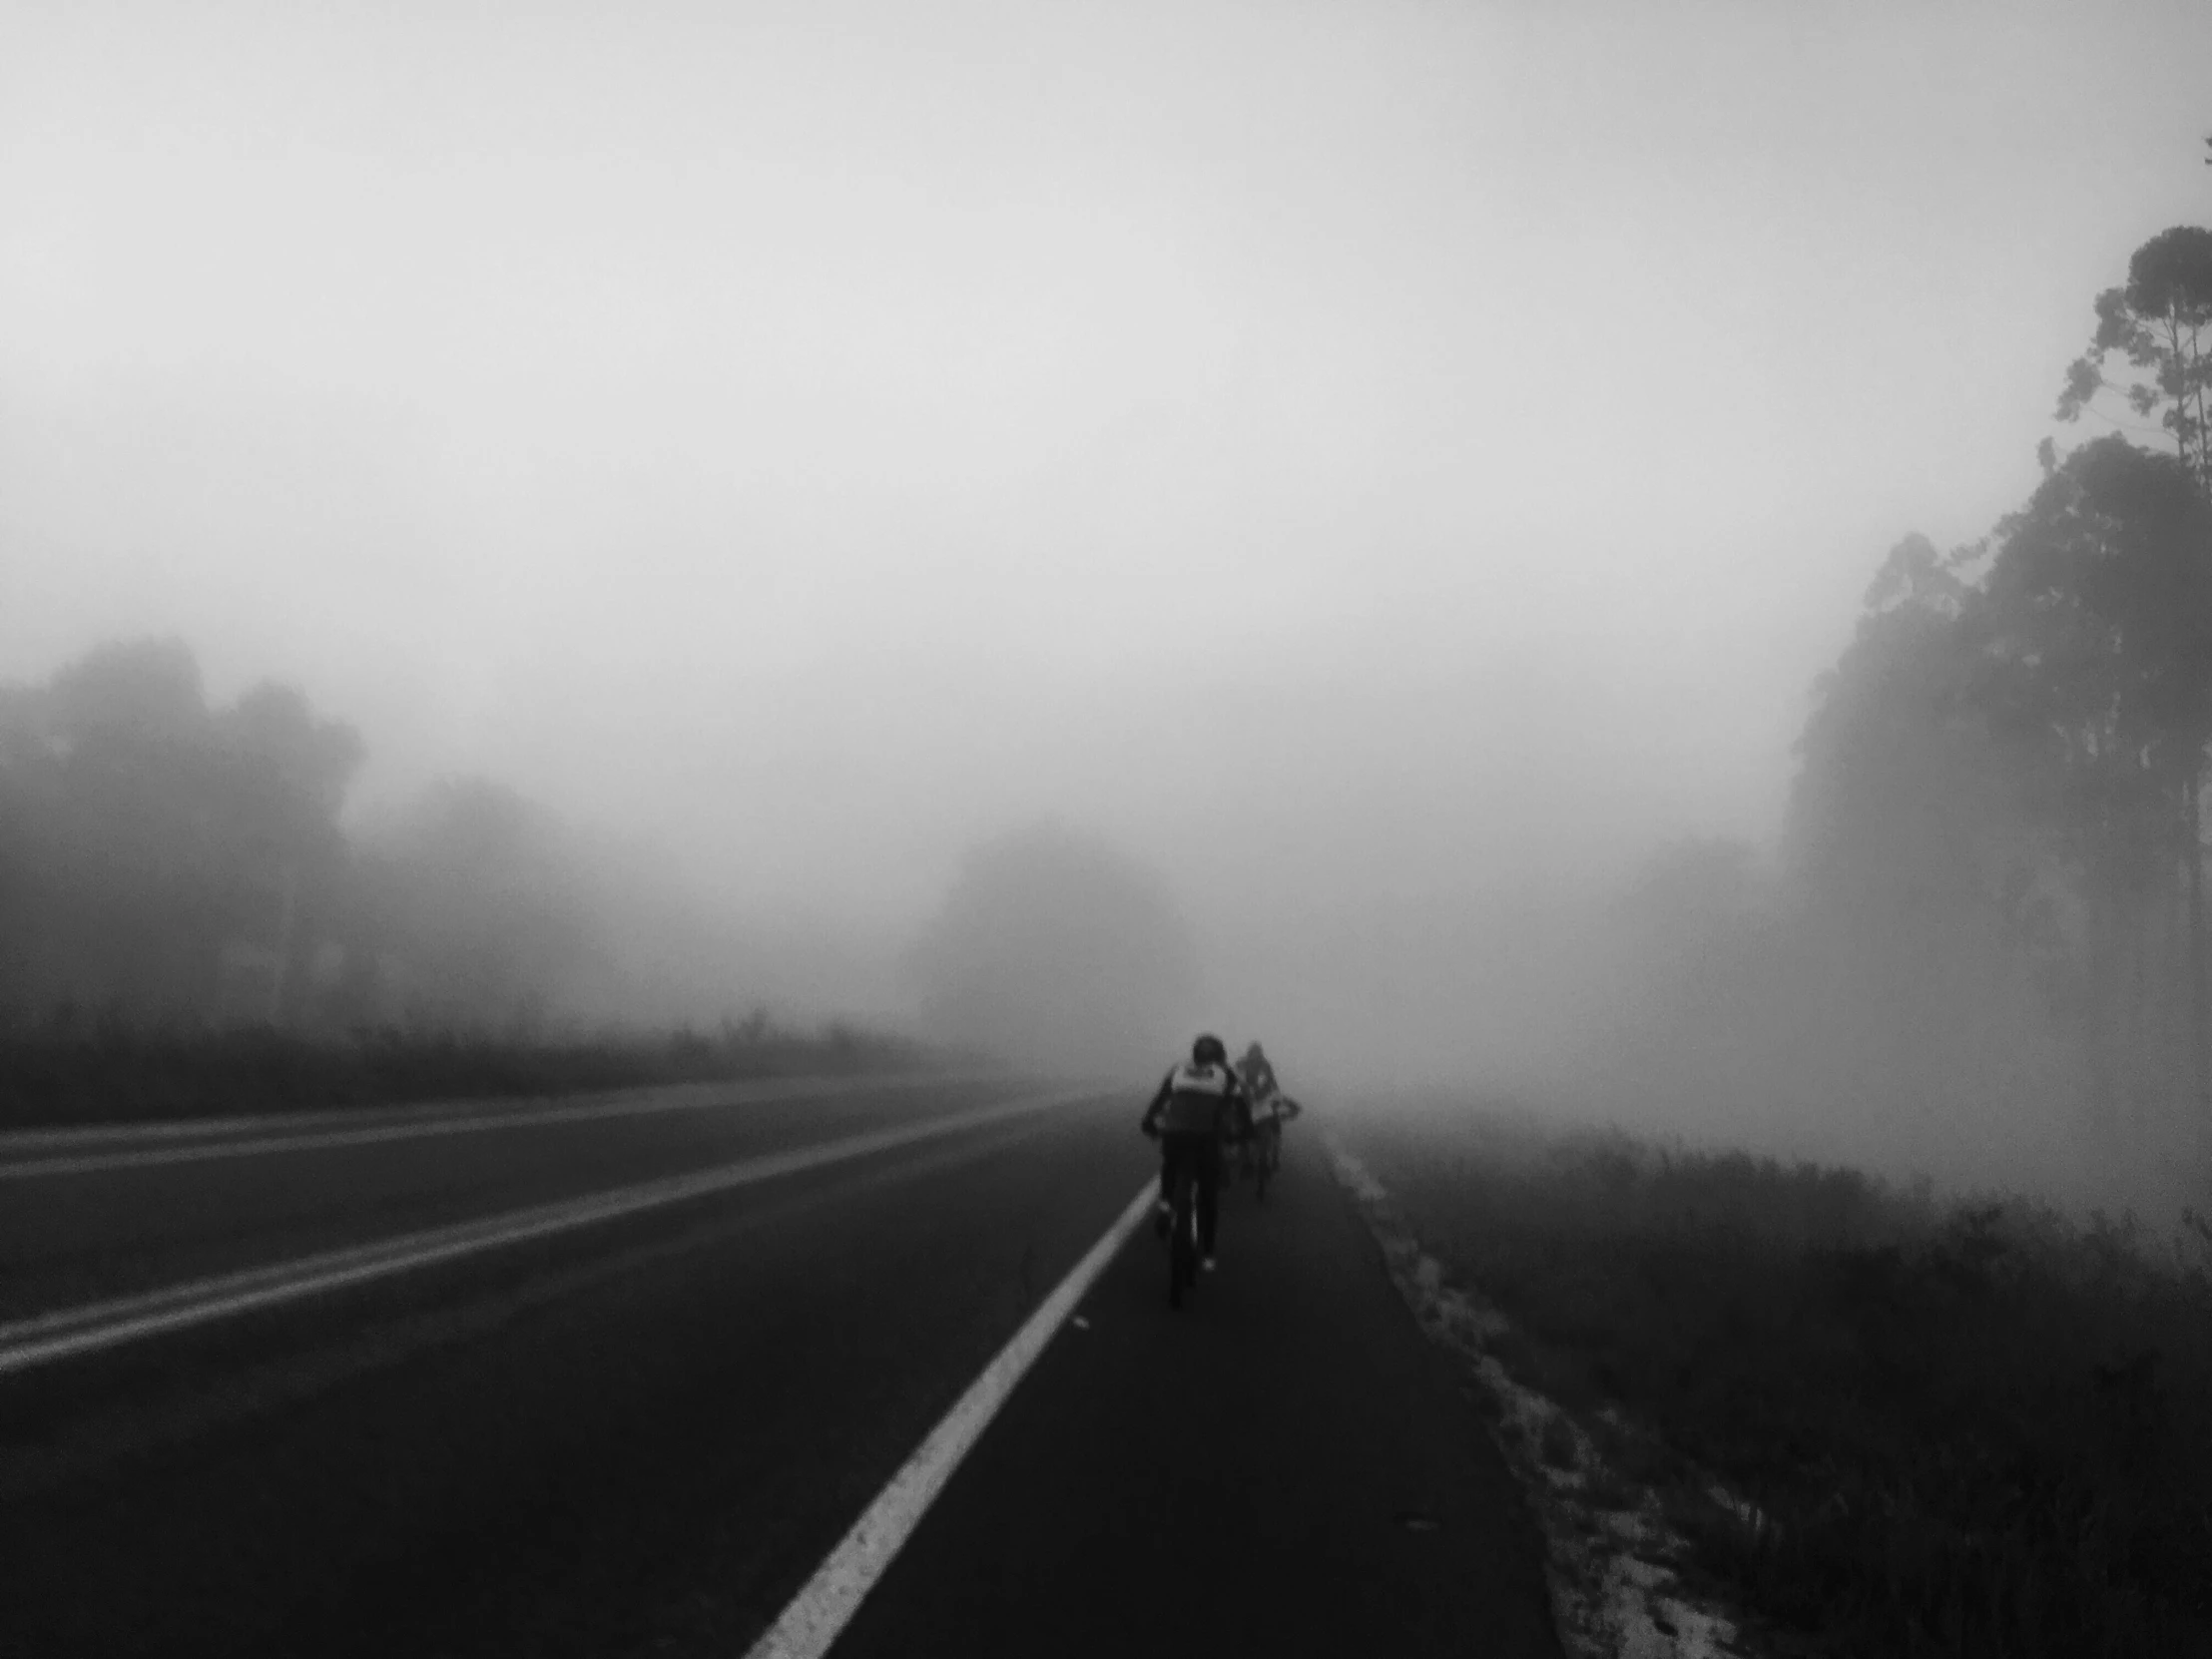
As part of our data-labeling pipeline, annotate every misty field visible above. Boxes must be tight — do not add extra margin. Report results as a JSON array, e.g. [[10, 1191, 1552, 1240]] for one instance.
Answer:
[[1345, 1104, 2212, 1658], [0, 1020, 926, 1132]]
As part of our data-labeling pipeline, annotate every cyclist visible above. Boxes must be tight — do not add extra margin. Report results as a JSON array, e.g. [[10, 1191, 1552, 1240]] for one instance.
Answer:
[[1238, 1040, 1280, 1104], [1140, 1033, 1250, 1273], [1236, 1041, 1298, 1179]]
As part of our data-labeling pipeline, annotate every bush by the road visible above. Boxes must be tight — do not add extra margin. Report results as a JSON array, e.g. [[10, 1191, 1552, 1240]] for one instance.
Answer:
[[0, 1018, 934, 1131], [1350, 1107, 2212, 1657]]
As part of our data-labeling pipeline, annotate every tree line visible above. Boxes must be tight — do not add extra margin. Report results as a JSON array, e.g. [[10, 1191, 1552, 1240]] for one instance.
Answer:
[[0, 637, 617, 1034], [1616, 219, 2212, 1182]]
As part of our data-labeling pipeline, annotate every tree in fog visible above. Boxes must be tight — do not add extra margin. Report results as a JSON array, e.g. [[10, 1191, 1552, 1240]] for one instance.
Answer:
[[908, 822, 1201, 1075], [1774, 221, 2212, 1145], [1770, 533, 2066, 1135], [0, 640, 750, 1037], [2054, 229, 2212, 1109], [0, 639, 362, 1025], [350, 779, 605, 1031], [1775, 438, 2212, 1147], [1783, 442, 2212, 1122], [1970, 437, 2212, 1105], [2058, 225, 2212, 491], [1791, 533, 1998, 927]]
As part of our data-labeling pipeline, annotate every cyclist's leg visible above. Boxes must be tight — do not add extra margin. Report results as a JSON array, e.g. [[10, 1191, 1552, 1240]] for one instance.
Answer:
[[1157, 1136, 1188, 1232], [1157, 1137, 1192, 1302]]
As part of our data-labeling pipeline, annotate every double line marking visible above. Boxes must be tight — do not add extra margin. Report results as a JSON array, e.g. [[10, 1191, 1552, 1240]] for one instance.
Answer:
[[0, 1086, 1097, 1380]]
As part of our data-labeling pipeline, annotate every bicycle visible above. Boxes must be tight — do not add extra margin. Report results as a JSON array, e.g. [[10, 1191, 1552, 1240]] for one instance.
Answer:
[[1248, 1116, 1282, 1200], [1163, 1150, 1201, 1308], [1145, 1125, 1206, 1309]]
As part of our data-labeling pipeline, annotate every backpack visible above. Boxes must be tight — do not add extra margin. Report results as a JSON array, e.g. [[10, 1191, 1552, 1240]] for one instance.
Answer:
[[1159, 1060, 1234, 1133]]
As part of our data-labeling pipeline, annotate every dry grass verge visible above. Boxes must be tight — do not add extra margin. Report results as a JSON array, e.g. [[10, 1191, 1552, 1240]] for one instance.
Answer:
[[1338, 1103, 2212, 1658]]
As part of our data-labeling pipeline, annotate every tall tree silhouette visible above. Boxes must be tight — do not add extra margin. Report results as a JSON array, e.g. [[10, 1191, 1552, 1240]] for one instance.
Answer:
[[2056, 228, 2212, 1115]]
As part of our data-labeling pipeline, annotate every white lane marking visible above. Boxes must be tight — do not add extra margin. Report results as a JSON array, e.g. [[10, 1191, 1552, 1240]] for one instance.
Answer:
[[0, 1088, 1102, 1379], [0, 1072, 1002, 1180], [0, 1071, 1006, 1156], [0, 1075, 880, 1152], [745, 1179, 1154, 1659]]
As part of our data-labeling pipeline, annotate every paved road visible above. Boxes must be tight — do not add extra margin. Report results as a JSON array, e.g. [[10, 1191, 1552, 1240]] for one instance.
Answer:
[[0, 1077, 1559, 1657], [0, 1073, 1038, 1319]]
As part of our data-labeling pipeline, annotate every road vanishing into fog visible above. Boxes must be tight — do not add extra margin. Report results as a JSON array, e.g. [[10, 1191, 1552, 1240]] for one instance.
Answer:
[[0, 1074, 1560, 1658]]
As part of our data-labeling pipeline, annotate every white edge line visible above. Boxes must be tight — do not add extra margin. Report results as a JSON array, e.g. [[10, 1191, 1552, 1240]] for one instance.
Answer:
[[744, 1179, 1155, 1659], [0, 1088, 1102, 1379], [0, 1072, 1008, 1179], [0, 1080, 763, 1152], [0, 1071, 999, 1152]]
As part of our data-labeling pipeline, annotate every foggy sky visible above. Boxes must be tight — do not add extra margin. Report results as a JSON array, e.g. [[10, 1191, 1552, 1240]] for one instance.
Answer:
[[7, 0, 2212, 1075]]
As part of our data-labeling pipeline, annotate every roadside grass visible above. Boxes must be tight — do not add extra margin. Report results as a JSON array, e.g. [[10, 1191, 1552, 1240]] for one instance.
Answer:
[[0, 1018, 934, 1131], [1347, 1105, 2212, 1658]]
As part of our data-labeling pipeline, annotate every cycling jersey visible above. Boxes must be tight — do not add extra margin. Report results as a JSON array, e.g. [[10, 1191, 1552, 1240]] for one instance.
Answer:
[[1145, 1060, 1243, 1135], [1141, 1056, 1245, 1263]]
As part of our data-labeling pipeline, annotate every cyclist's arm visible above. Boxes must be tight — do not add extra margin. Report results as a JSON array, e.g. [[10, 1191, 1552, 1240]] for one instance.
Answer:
[[1139, 1069, 1174, 1134]]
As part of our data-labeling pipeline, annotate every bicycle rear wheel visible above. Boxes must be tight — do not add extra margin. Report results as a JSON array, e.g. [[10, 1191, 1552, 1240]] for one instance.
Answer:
[[1168, 1168, 1196, 1309]]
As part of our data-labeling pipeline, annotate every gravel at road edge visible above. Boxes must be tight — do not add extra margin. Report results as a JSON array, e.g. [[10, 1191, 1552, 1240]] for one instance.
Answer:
[[1325, 1135, 1758, 1659]]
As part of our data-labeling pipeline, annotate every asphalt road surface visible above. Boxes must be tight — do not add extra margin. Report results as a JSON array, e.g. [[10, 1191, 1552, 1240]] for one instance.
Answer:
[[1, 1075, 1560, 1658]]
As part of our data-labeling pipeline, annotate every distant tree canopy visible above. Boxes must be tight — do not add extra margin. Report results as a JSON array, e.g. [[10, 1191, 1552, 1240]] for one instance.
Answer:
[[1699, 216, 2212, 1163], [0, 640, 604, 1034], [351, 778, 607, 1030], [0, 638, 363, 1024], [2058, 225, 2212, 492], [909, 822, 1201, 1075], [1599, 213, 2212, 1185], [1790, 533, 1997, 926]]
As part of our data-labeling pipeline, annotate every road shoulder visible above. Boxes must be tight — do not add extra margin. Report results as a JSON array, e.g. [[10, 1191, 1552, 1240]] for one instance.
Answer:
[[820, 1128, 1564, 1658]]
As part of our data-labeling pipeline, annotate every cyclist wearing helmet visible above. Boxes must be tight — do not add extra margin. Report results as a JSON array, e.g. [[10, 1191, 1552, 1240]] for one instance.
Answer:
[[1238, 1040, 1280, 1106], [1140, 1033, 1250, 1273], [1234, 1040, 1284, 1162]]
